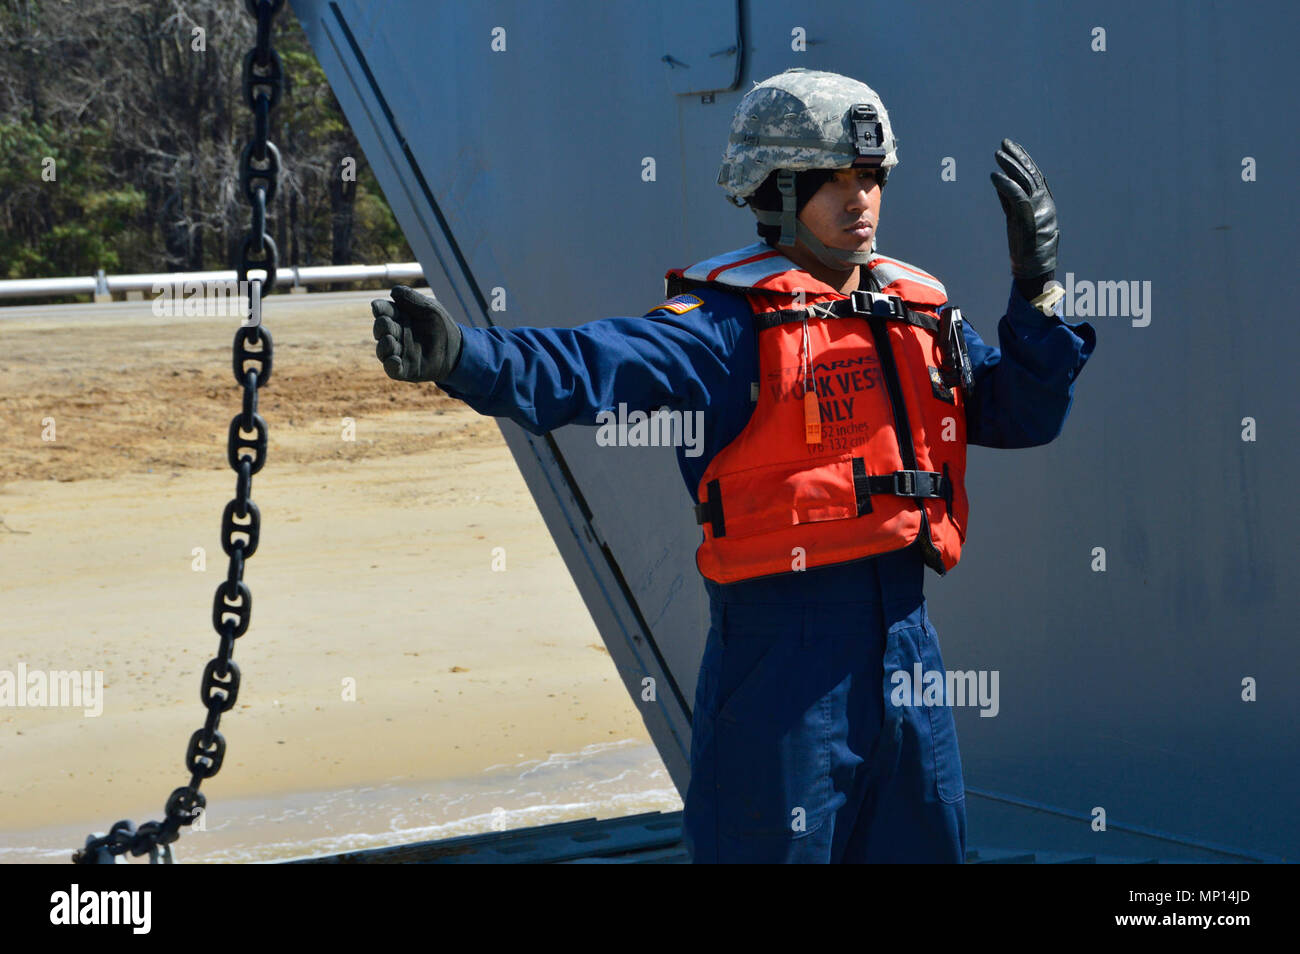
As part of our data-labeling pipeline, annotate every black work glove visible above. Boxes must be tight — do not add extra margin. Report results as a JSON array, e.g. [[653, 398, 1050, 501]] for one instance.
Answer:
[[990, 139, 1058, 289], [371, 285, 463, 383]]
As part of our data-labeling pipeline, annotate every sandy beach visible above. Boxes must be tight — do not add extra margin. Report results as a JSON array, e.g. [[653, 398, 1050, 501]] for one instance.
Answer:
[[0, 289, 678, 863]]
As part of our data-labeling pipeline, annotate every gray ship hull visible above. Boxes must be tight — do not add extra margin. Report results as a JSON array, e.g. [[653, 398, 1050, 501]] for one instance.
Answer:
[[290, 0, 1299, 861]]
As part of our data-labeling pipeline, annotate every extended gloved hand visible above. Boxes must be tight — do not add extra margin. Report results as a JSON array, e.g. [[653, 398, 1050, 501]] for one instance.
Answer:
[[371, 285, 463, 383], [990, 139, 1058, 283]]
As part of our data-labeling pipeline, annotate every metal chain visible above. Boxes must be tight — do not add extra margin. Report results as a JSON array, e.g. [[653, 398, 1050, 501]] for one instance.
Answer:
[[74, 0, 284, 864]]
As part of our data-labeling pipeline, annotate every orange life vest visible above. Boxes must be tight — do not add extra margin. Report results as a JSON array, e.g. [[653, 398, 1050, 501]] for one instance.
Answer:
[[667, 243, 970, 585]]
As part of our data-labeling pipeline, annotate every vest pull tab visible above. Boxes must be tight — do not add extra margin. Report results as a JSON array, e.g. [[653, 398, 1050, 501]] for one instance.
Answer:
[[804, 389, 822, 444]]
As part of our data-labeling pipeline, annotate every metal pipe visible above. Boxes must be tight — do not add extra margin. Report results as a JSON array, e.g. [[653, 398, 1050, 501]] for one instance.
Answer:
[[0, 263, 425, 300]]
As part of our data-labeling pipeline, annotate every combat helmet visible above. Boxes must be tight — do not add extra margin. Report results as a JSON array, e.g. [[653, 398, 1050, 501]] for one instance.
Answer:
[[717, 68, 898, 269]]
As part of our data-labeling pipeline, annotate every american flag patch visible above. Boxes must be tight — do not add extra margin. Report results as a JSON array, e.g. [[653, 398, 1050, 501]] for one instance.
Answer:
[[651, 293, 704, 315]]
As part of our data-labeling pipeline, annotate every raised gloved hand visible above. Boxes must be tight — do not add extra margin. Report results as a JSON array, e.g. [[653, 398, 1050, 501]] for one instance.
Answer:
[[371, 285, 463, 383], [990, 139, 1058, 285]]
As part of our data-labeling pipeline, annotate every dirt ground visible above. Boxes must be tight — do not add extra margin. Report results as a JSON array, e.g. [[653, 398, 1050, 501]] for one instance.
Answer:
[[0, 289, 500, 483]]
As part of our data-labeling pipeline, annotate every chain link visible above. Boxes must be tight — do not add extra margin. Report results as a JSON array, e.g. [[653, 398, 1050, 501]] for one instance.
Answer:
[[74, 0, 284, 864]]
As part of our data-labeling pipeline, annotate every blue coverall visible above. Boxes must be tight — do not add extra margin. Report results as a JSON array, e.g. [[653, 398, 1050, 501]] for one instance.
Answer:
[[436, 274, 1096, 863]]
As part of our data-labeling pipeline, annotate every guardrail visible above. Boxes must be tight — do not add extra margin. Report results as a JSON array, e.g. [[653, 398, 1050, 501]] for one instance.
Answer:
[[0, 263, 425, 301]]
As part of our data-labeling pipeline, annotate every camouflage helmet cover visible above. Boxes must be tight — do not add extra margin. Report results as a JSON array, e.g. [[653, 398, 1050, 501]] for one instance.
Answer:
[[717, 68, 899, 201]]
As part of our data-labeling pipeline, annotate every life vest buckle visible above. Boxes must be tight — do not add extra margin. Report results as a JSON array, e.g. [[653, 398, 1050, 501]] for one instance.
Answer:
[[893, 469, 917, 496], [850, 289, 905, 319]]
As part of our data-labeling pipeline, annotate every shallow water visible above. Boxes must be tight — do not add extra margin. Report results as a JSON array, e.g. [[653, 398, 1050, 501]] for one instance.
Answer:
[[0, 738, 682, 864]]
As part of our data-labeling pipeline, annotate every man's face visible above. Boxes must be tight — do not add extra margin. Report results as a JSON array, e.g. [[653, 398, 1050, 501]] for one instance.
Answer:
[[796, 167, 883, 255]]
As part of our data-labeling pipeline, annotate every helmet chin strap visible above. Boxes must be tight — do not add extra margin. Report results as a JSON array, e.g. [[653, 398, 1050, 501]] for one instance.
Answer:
[[791, 219, 876, 268], [753, 208, 877, 271], [753, 169, 877, 272]]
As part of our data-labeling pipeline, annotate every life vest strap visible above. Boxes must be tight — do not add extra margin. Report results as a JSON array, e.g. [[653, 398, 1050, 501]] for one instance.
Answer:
[[694, 466, 950, 535], [851, 461, 951, 516], [664, 274, 942, 333], [694, 478, 725, 536], [753, 293, 939, 332]]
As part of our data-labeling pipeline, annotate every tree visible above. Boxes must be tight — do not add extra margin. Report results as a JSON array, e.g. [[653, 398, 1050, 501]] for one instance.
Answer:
[[0, 0, 411, 291]]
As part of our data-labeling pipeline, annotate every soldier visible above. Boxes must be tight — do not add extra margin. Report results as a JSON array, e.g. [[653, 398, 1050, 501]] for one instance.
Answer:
[[371, 68, 1095, 863]]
